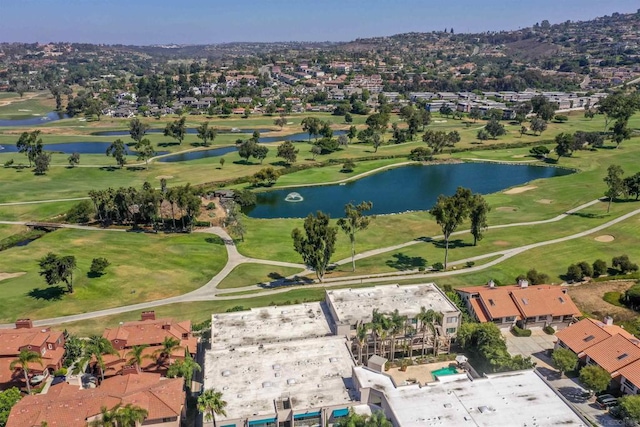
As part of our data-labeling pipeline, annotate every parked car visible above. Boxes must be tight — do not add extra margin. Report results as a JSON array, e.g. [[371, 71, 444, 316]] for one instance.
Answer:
[[596, 394, 619, 409], [51, 376, 66, 386], [29, 375, 46, 385]]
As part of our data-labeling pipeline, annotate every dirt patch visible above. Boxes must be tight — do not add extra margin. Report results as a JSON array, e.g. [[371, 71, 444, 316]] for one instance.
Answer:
[[155, 175, 174, 180], [504, 185, 537, 195], [536, 199, 553, 204], [493, 240, 511, 246], [0, 272, 26, 282], [594, 235, 615, 242], [512, 155, 526, 158], [567, 281, 637, 322], [496, 207, 518, 212], [198, 197, 227, 226]]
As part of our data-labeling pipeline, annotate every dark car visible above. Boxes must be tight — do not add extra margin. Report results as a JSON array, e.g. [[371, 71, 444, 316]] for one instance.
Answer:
[[596, 394, 618, 409], [50, 376, 66, 386]]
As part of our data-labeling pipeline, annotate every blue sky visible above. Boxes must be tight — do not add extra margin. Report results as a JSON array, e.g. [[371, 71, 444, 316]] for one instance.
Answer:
[[1, 0, 638, 45]]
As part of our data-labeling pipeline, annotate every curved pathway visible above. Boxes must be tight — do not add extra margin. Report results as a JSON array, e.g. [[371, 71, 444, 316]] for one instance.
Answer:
[[0, 198, 638, 328]]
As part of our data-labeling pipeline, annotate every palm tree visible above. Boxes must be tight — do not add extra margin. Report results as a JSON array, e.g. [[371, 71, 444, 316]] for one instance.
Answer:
[[125, 344, 150, 367], [388, 310, 407, 361], [153, 337, 182, 367], [167, 350, 201, 390], [116, 403, 148, 427], [89, 404, 121, 427], [356, 324, 368, 365], [334, 410, 367, 427], [365, 411, 393, 427], [80, 336, 118, 382], [197, 389, 228, 427], [10, 350, 42, 393]]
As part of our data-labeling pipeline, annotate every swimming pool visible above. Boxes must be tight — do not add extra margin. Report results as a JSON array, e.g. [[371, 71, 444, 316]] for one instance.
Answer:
[[431, 366, 458, 378]]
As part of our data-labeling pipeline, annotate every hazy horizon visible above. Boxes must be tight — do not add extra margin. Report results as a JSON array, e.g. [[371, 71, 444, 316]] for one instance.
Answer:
[[1, 0, 638, 45]]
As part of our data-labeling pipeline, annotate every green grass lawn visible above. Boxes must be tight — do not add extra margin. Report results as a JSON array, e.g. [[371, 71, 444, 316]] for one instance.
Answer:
[[0, 229, 228, 322], [0, 224, 28, 240], [0, 93, 56, 118], [217, 263, 303, 289]]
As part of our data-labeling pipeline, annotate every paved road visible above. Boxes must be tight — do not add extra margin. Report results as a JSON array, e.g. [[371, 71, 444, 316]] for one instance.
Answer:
[[1, 198, 637, 328]]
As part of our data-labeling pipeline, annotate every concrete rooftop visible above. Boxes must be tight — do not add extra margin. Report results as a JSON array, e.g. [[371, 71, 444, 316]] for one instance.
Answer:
[[211, 303, 332, 351], [204, 336, 356, 421], [327, 284, 459, 324], [354, 367, 586, 427]]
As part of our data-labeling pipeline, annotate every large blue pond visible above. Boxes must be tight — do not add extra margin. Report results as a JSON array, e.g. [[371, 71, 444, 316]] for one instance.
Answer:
[[156, 130, 347, 163], [0, 112, 69, 127], [243, 163, 573, 218], [0, 142, 168, 155]]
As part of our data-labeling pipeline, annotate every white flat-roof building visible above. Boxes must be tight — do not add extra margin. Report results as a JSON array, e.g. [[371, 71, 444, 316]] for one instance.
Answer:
[[354, 367, 587, 427], [325, 284, 460, 337], [204, 336, 356, 427], [211, 303, 332, 351]]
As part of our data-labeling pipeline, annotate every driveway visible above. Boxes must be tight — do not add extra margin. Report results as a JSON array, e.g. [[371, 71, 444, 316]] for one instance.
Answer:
[[502, 328, 556, 368]]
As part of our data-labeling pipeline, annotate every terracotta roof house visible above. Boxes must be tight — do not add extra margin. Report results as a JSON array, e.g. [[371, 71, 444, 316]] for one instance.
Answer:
[[582, 334, 640, 378], [6, 371, 185, 427], [555, 317, 636, 355], [0, 319, 65, 390], [457, 281, 580, 329], [101, 311, 197, 377], [619, 359, 640, 395]]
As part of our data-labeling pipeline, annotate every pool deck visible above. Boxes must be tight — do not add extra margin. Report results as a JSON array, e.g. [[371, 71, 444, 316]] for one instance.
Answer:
[[387, 361, 459, 386]]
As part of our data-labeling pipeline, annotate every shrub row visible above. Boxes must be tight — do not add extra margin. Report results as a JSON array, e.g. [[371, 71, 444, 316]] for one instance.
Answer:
[[511, 325, 532, 337]]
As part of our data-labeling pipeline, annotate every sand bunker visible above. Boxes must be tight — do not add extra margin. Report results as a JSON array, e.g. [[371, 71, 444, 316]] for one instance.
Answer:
[[594, 235, 615, 242], [0, 272, 26, 282], [496, 207, 518, 212], [512, 155, 526, 158], [536, 199, 554, 204], [494, 241, 510, 246], [155, 175, 174, 180], [504, 185, 537, 195]]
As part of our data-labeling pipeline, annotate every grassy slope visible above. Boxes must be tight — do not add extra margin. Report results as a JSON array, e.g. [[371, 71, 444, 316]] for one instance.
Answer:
[[217, 263, 303, 289]]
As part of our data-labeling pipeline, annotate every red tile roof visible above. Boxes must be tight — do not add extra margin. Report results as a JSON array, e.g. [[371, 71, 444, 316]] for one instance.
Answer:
[[583, 334, 640, 374], [555, 318, 614, 354], [6, 373, 184, 427], [619, 359, 640, 390], [103, 318, 196, 353]]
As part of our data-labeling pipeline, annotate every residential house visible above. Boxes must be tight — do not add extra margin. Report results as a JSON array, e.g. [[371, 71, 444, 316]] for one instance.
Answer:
[[7, 370, 185, 427], [582, 334, 640, 387], [101, 311, 197, 377], [458, 281, 580, 329], [0, 320, 65, 390]]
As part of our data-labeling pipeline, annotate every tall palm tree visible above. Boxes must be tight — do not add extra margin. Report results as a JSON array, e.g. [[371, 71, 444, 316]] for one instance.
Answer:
[[388, 310, 407, 361], [153, 337, 182, 367], [356, 324, 368, 365], [197, 389, 227, 427], [125, 344, 150, 367], [167, 350, 201, 390], [89, 404, 120, 427], [80, 336, 118, 382], [10, 350, 42, 394], [116, 403, 148, 427]]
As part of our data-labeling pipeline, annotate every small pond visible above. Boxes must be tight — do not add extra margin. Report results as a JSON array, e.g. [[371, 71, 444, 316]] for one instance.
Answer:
[[0, 112, 69, 127], [243, 163, 573, 218], [92, 128, 273, 136], [0, 142, 168, 155], [156, 130, 348, 163]]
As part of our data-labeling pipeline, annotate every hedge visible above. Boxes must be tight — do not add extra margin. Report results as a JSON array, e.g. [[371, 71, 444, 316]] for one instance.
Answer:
[[511, 325, 532, 337]]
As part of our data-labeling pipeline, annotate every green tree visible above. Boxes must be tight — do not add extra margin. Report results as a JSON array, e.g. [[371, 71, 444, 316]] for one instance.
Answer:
[[253, 145, 269, 164], [365, 410, 393, 427], [238, 139, 258, 163], [106, 139, 127, 168], [0, 387, 22, 426], [223, 201, 246, 242], [135, 138, 155, 169], [9, 350, 42, 394], [484, 118, 506, 139], [276, 140, 299, 165], [38, 253, 77, 293], [468, 107, 481, 122], [429, 187, 472, 269], [592, 259, 607, 277], [579, 365, 610, 395], [292, 211, 338, 282], [90, 257, 110, 276], [16, 130, 43, 167], [128, 118, 149, 144], [153, 337, 182, 366], [116, 403, 148, 427], [613, 255, 639, 274], [604, 164, 625, 213], [219, 157, 225, 168], [619, 395, 640, 424], [89, 405, 120, 427], [342, 158, 356, 172], [273, 117, 287, 129], [577, 261, 593, 278], [612, 119, 632, 148], [529, 145, 550, 159], [163, 116, 187, 144], [337, 201, 374, 272], [125, 344, 150, 367], [469, 194, 490, 246], [79, 336, 117, 382], [301, 117, 321, 141], [565, 264, 584, 282], [251, 167, 279, 186], [33, 152, 51, 175], [624, 172, 640, 200], [196, 122, 217, 147], [197, 389, 228, 426], [552, 348, 578, 376], [530, 118, 547, 136], [166, 351, 201, 390], [347, 125, 357, 142], [68, 152, 80, 167]]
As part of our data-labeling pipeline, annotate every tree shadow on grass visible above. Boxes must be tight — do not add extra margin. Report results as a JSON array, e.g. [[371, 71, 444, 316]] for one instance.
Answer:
[[386, 252, 427, 271], [99, 166, 118, 172], [126, 166, 146, 171], [86, 271, 105, 279], [28, 286, 66, 301], [268, 272, 285, 280], [569, 212, 607, 219], [157, 142, 181, 147], [432, 239, 472, 249], [204, 236, 224, 245], [269, 160, 290, 167]]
